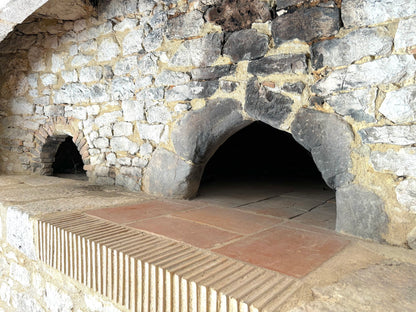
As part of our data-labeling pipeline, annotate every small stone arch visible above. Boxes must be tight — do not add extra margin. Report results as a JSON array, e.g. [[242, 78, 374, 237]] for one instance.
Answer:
[[31, 117, 91, 176]]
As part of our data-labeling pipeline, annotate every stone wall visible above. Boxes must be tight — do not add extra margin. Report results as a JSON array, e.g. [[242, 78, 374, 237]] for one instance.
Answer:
[[0, 0, 416, 246]]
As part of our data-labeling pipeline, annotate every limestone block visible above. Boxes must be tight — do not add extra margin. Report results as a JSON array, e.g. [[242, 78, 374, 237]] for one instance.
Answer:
[[98, 0, 138, 19], [271, 4, 340, 44], [396, 179, 416, 213], [44, 105, 64, 117], [78, 39, 97, 54], [79, 66, 103, 83], [135, 76, 153, 90], [137, 87, 164, 103], [122, 100, 145, 121], [138, 53, 158, 75], [312, 27, 393, 68], [10, 97, 34, 115], [342, 0, 416, 28], [371, 148, 416, 177], [110, 137, 139, 154], [122, 29, 144, 56], [71, 54, 93, 67], [169, 33, 223, 67], [313, 55, 416, 96], [10, 263, 30, 287], [142, 148, 204, 198], [326, 88, 376, 122], [223, 29, 269, 63], [132, 157, 148, 168], [86, 104, 100, 116], [166, 10, 204, 40], [90, 84, 110, 103], [11, 291, 44, 312], [245, 78, 293, 130], [143, 29, 163, 52], [291, 108, 355, 189], [97, 38, 120, 62], [155, 70, 190, 87], [99, 126, 112, 137], [78, 22, 112, 42], [359, 125, 416, 145], [111, 76, 135, 100], [148, 11, 167, 29], [0, 283, 11, 305], [44, 282, 73, 312], [165, 81, 219, 102], [95, 111, 122, 127], [6, 207, 36, 260], [248, 54, 307, 76], [54, 83, 90, 104], [336, 184, 388, 242], [140, 143, 153, 156], [147, 105, 171, 124], [61, 70, 78, 83], [93, 137, 109, 149], [113, 121, 133, 136], [395, 17, 416, 50], [172, 98, 250, 164], [191, 65, 236, 81], [64, 106, 87, 120], [138, 0, 156, 13], [379, 85, 416, 123], [137, 123, 164, 143]]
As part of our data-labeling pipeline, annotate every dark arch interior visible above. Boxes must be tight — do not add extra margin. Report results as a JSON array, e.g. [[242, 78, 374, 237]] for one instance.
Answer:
[[52, 136, 86, 178], [197, 121, 336, 229], [201, 121, 323, 184]]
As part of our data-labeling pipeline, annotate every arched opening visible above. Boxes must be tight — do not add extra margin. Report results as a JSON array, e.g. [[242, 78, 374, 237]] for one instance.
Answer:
[[41, 135, 86, 180], [197, 121, 336, 229]]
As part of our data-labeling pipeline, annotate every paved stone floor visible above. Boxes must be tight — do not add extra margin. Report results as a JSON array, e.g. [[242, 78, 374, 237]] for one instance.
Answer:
[[1, 175, 416, 311]]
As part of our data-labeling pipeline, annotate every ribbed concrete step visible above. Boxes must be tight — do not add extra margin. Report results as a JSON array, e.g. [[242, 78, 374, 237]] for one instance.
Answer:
[[38, 212, 302, 312]]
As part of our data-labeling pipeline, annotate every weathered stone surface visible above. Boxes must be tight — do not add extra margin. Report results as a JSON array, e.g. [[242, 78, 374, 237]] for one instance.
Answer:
[[44, 282, 73, 312], [407, 226, 416, 249], [155, 70, 190, 87], [336, 184, 388, 241], [371, 148, 416, 177], [147, 105, 171, 124], [11, 291, 44, 312], [169, 33, 223, 68], [396, 179, 416, 213], [64, 106, 86, 120], [79, 66, 102, 83], [272, 5, 340, 44], [122, 100, 144, 121], [326, 88, 376, 122], [10, 97, 34, 115], [142, 148, 204, 198], [313, 55, 416, 96], [275, 0, 305, 10], [282, 81, 305, 94], [71, 54, 93, 67], [166, 10, 204, 40], [137, 87, 164, 103], [359, 125, 416, 145], [40, 73, 57, 86], [395, 17, 416, 50], [110, 137, 139, 154], [138, 53, 158, 75], [137, 123, 164, 143], [248, 54, 307, 76], [54, 83, 90, 104], [245, 78, 293, 129], [165, 81, 219, 102], [10, 263, 30, 287], [223, 29, 269, 63], [191, 65, 236, 81], [143, 29, 163, 52], [113, 18, 137, 32], [95, 111, 122, 127], [90, 84, 110, 103], [379, 85, 416, 124], [61, 70, 78, 83], [111, 76, 135, 100], [113, 122, 133, 136], [342, 0, 416, 28], [172, 98, 251, 164], [51, 53, 65, 73], [98, 0, 137, 19], [205, 0, 271, 32], [294, 263, 416, 311], [122, 29, 143, 55], [97, 38, 120, 62], [291, 109, 355, 189], [114, 56, 138, 76], [220, 80, 238, 93], [6, 207, 36, 259], [312, 27, 393, 69]]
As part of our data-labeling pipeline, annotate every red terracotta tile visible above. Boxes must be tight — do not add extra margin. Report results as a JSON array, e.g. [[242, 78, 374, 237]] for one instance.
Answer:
[[86, 200, 193, 224], [128, 216, 240, 249], [213, 225, 349, 278], [173, 205, 282, 234]]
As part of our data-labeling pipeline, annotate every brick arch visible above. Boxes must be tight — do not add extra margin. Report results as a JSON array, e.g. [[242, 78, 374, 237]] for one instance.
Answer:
[[31, 117, 91, 176]]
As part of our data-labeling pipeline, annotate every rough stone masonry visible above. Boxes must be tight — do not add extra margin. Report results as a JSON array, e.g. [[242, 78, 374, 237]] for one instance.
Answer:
[[0, 0, 415, 247]]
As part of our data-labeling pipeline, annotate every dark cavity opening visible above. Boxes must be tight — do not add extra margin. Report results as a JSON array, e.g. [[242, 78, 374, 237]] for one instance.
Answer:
[[198, 121, 336, 230], [53, 136, 86, 178]]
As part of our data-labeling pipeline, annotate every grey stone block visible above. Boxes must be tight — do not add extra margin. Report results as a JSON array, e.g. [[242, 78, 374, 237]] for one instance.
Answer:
[[291, 108, 354, 189], [312, 27, 393, 69], [143, 29, 163, 52], [248, 54, 307, 76], [272, 5, 340, 44], [282, 81, 305, 94], [275, 0, 305, 10], [245, 78, 293, 130], [379, 85, 416, 124], [155, 70, 190, 87], [122, 29, 144, 55], [313, 55, 416, 96], [98, 0, 138, 19], [359, 125, 416, 145], [172, 98, 251, 164], [142, 148, 204, 198], [166, 10, 204, 40], [336, 184, 388, 242], [191, 65, 236, 81], [165, 81, 219, 102], [223, 29, 269, 63], [342, 0, 416, 28]]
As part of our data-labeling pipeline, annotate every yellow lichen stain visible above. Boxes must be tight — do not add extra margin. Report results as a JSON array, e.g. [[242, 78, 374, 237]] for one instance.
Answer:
[[251, 21, 271, 36]]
